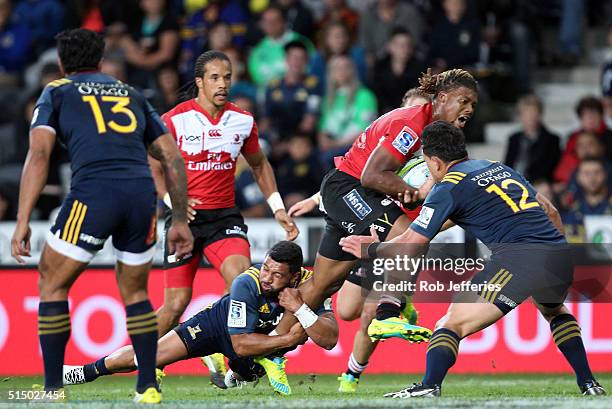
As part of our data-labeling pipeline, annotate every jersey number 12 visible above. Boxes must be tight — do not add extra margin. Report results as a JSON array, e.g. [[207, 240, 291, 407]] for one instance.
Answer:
[[486, 178, 539, 213]]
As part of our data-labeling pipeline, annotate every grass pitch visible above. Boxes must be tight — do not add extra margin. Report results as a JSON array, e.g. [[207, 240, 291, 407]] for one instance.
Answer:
[[1, 373, 611, 408]]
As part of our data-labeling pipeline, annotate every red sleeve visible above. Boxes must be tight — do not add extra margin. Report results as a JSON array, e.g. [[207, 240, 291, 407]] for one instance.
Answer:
[[241, 119, 261, 155], [379, 119, 422, 162]]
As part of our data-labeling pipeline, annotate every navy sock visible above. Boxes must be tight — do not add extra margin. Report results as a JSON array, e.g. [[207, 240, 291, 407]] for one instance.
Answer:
[[38, 301, 71, 390], [126, 300, 158, 393], [83, 357, 111, 382], [94, 357, 111, 375], [376, 302, 401, 320], [422, 328, 460, 386], [551, 314, 594, 386]]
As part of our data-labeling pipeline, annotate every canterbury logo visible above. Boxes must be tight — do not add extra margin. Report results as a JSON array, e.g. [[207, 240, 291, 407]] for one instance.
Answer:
[[208, 129, 223, 137]]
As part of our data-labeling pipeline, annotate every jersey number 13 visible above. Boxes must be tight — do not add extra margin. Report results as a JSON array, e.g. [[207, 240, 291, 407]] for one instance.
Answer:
[[82, 95, 137, 134]]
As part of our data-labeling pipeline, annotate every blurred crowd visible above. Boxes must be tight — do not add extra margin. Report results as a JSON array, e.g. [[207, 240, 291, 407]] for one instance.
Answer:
[[0, 0, 611, 242]]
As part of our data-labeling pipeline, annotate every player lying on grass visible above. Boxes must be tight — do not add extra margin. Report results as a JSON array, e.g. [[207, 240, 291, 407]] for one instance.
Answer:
[[340, 121, 606, 398], [62, 241, 338, 396], [288, 88, 432, 393]]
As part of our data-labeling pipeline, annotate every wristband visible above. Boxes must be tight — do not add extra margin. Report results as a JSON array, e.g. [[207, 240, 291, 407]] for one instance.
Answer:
[[294, 303, 318, 329], [310, 192, 321, 205], [266, 192, 285, 213], [367, 242, 381, 259], [162, 192, 172, 209]]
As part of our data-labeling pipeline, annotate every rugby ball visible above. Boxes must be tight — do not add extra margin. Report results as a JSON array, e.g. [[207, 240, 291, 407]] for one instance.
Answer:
[[397, 156, 430, 188]]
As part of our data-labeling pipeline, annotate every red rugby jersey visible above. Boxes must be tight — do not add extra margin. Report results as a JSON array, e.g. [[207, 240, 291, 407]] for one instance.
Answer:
[[162, 100, 260, 209], [336, 103, 433, 179]]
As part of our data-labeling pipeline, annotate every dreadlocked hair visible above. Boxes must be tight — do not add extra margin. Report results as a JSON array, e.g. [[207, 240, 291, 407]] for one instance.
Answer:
[[417, 68, 477, 96], [179, 50, 231, 100]]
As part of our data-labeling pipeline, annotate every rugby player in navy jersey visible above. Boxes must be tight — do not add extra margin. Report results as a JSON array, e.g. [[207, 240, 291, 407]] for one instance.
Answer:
[[10, 29, 193, 403], [62, 241, 338, 396], [340, 121, 606, 398]]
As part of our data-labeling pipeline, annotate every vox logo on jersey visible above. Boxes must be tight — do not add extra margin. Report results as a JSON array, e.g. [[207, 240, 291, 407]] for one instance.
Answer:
[[179, 133, 204, 156]]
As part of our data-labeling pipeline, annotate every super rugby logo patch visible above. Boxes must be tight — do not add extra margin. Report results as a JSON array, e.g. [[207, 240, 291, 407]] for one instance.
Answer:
[[413, 206, 435, 229], [228, 300, 246, 328], [391, 126, 419, 155], [342, 189, 372, 220]]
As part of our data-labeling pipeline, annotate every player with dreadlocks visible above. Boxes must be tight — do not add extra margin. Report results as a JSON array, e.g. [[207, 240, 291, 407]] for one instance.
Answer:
[[148, 50, 299, 389], [261, 69, 479, 392]]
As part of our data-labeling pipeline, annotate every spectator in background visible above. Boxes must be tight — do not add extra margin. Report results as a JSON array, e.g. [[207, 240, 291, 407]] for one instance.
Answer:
[[231, 93, 256, 116], [277, 0, 315, 39], [309, 21, 366, 88], [3, 87, 68, 220], [120, 0, 180, 89], [13, 0, 63, 56], [558, 0, 584, 66], [358, 0, 423, 66], [0, 63, 61, 173], [208, 21, 234, 51], [555, 96, 612, 184], [476, 0, 532, 95], [532, 179, 557, 205], [64, 0, 139, 32], [248, 6, 313, 88], [562, 158, 612, 242], [504, 94, 561, 182], [564, 132, 610, 194], [153, 64, 181, 113], [261, 40, 322, 157], [602, 25, 612, 129], [180, 0, 248, 81], [557, 131, 607, 192], [372, 28, 425, 115], [226, 47, 257, 104], [0, 0, 30, 86], [100, 55, 127, 82], [39, 62, 62, 86], [317, 0, 359, 40], [318, 54, 377, 170], [235, 154, 268, 217], [429, 0, 480, 72], [276, 133, 324, 210]]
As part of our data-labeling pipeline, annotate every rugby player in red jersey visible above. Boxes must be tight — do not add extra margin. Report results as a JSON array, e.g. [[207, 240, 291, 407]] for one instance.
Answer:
[[289, 88, 433, 392], [149, 50, 299, 386], [274, 69, 478, 356]]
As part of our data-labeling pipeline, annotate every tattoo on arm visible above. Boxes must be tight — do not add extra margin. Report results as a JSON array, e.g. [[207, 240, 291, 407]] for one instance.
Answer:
[[149, 135, 188, 222], [148, 142, 163, 161], [165, 155, 188, 223]]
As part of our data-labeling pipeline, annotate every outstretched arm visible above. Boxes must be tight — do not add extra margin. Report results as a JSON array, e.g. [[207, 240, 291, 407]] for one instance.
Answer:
[[287, 192, 320, 217]]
